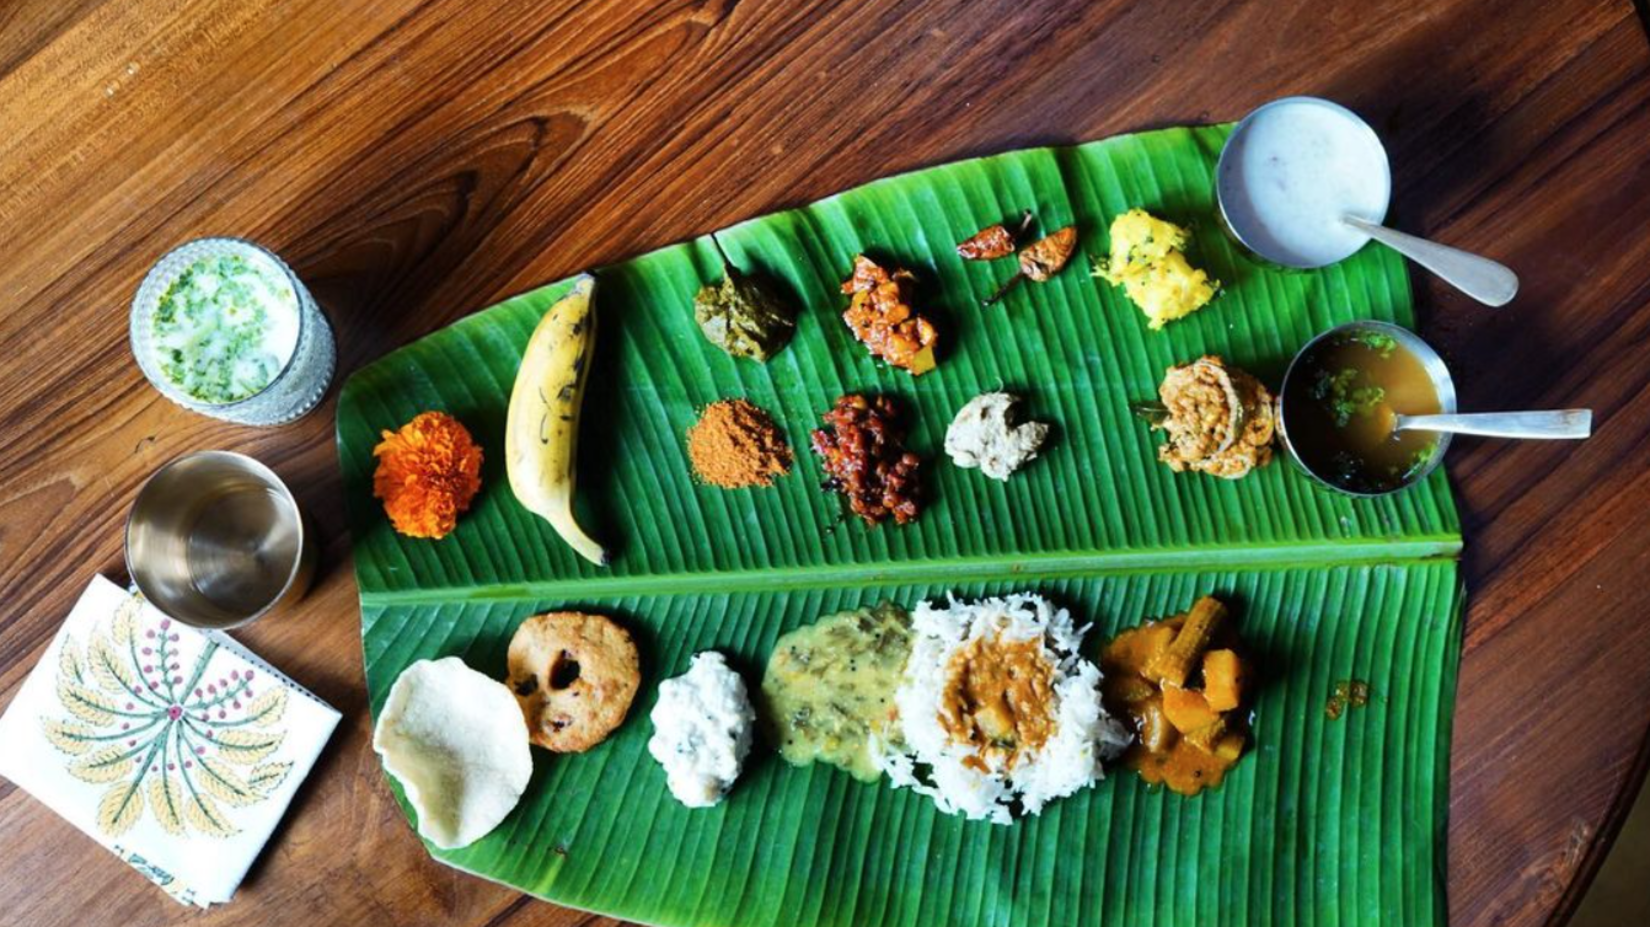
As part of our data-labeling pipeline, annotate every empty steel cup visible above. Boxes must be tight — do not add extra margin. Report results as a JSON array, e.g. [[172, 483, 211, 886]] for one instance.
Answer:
[[125, 451, 314, 629]]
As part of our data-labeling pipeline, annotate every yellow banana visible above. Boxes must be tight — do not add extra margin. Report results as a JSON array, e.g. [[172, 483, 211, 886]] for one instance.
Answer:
[[505, 274, 609, 566]]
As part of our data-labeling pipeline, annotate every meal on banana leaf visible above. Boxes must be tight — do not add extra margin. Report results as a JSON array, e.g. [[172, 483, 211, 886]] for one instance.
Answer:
[[1145, 355, 1276, 479], [693, 235, 797, 362], [1093, 208, 1220, 329], [505, 275, 608, 565], [1281, 329, 1443, 494], [840, 255, 939, 375], [1101, 596, 1252, 796], [944, 392, 1050, 481], [810, 394, 924, 525], [373, 410, 484, 540], [761, 603, 913, 781], [874, 594, 1130, 824], [506, 611, 640, 752], [648, 651, 754, 808], [686, 398, 792, 489], [372, 657, 532, 849]]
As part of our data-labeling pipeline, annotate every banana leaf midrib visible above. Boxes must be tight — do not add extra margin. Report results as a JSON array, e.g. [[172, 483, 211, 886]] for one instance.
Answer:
[[354, 535, 1463, 606]]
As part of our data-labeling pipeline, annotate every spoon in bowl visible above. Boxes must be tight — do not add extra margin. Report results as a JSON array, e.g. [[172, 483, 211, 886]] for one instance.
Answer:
[[1278, 320, 1595, 497], [1385, 408, 1591, 439], [1218, 97, 1520, 307], [1341, 216, 1519, 307]]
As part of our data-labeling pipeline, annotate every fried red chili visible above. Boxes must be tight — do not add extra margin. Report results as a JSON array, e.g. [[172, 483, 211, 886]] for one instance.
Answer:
[[956, 224, 1017, 261], [809, 394, 923, 525], [1019, 226, 1078, 281]]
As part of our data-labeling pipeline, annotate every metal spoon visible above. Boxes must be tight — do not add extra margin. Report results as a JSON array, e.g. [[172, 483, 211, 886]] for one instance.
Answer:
[[1279, 321, 1592, 497], [1391, 409, 1591, 439], [1216, 97, 1523, 306], [1342, 215, 1520, 307]]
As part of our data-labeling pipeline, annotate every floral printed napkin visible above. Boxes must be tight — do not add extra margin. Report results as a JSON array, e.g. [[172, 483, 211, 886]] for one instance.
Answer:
[[0, 575, 340, 908]]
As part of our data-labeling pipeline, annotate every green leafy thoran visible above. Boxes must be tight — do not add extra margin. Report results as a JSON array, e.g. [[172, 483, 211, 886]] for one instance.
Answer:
[[693, 235, 798, 361]]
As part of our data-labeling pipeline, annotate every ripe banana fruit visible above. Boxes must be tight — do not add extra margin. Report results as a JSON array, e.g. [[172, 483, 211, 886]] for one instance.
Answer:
[[506, 274, 609, 566]]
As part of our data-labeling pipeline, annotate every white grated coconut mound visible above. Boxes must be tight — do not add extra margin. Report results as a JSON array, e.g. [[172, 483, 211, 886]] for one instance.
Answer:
[[873, 593, 1130, 824]]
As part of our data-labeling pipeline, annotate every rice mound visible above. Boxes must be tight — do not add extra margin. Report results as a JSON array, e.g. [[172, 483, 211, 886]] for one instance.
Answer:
[[874, 593, 1130, 824]]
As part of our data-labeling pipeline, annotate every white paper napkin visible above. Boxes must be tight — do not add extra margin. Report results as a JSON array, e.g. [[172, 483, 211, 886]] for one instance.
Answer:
[[0, 576, 340, 907]]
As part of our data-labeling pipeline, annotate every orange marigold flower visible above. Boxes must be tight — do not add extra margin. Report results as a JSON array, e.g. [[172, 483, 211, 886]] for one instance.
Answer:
[[373, 411, 484, 540]]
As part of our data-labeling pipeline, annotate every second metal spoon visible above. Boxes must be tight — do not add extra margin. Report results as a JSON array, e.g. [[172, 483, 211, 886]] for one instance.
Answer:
[[1342, 215, 1520, 307], [1392, 409, 1592, 439]]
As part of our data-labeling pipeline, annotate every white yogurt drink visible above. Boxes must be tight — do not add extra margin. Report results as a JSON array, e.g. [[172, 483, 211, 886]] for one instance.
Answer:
[[131, 238, 335, 425], [1216, 97, 1391, 268]]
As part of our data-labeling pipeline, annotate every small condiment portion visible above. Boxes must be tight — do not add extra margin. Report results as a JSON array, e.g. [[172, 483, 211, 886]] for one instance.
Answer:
[[1281, 328, 1441, 494], [810, 394, 924, 525], [1101, 596, 1251, 797], [149, 252, 300, 404], [876, 594, 1130, 825], [1017, 226, 1079, 283], [1093, 208, 1220, 330], [373, 411, 485, 540], [761, 603, 913, 781], [956, 221, 1020, 261], [944, 392, 1050, 481], [840, 255, 939, 375], [686, 399, 792, 489], [693, 236, 798, 362], [648, 652, 755, 808], [1326, 678, 1372, 720], [1144, 356, 1275, 479]]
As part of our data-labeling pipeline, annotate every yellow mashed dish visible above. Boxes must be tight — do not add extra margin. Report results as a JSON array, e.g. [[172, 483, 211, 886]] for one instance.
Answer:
[[1093, 208, 1219, 330]]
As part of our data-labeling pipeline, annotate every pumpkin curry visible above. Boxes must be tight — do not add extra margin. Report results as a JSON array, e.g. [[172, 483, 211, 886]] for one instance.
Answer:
[[1101, 595, 1252, 796]]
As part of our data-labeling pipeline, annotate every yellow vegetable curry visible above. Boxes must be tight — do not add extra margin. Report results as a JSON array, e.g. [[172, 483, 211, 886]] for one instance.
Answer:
[[1101, 596, 1251, 795]]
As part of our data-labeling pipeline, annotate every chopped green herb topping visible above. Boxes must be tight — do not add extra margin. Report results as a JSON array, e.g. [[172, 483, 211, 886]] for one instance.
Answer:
[[150, 253, 297, 404], [1347, 330, 1399, 358], [1311, 368, 1387, 428], [1400, 443, 1439, 480]]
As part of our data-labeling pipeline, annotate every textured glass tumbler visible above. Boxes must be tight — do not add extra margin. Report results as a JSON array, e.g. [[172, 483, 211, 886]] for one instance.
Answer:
[[130, 238, 335, 426]]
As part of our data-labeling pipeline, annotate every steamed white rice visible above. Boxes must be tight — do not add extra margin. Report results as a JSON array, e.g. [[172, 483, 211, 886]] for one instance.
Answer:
[[873, 593, 1129, 824]]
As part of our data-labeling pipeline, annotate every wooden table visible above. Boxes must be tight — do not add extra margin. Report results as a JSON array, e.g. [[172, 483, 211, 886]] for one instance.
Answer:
[[2, 1, 1647, 924]]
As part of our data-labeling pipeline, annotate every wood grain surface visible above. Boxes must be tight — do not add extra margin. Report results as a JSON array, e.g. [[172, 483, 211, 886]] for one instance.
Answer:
[[1, 1, 1647, 925]]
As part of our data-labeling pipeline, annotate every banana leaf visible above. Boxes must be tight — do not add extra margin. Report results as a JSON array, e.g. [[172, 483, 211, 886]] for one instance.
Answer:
[[339, 125, 1462, 927]]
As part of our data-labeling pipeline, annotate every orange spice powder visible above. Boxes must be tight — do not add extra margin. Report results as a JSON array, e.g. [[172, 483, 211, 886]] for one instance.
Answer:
[[686, 399, 792, 489]]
